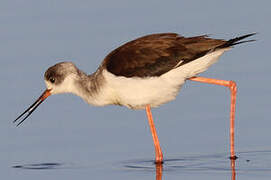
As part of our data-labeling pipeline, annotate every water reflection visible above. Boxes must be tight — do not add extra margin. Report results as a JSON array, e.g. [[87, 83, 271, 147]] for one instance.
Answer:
[[153, 159, 236, 180], [120, 153, 253, 180], [231, 159, 236, 180], [155, 163, 163, 180], [11, 158, 236, 180], [11, 150, 271, 179], [12, 162, 71, 170]]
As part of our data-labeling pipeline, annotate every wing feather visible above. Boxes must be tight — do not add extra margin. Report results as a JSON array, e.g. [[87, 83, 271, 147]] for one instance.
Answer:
[[102, 33, 226, 77]]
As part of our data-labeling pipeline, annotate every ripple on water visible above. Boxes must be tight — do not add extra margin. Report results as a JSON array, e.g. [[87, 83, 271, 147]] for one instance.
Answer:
[[118, 150, 271, 174], [12, 162, 76, 170], [11, 149, 271, 174]]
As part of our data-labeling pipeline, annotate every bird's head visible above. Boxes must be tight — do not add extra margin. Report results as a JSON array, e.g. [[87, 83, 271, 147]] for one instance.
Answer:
[[13, 62, 80, 126], [44, 62, 79, 95]]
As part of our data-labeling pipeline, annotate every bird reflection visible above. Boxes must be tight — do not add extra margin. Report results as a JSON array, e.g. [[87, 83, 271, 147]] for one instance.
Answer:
[[155, 163, 163, 180], [153, 158, 236, 180], [231, 159, 236, 180]]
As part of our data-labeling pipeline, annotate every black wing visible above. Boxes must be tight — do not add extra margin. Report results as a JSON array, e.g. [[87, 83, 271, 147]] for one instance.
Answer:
[[102, 33, 254, 78]]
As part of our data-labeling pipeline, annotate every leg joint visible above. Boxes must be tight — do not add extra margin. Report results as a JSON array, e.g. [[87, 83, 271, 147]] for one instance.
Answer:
[[228, 80, 237, 92], [229, 80, 236, 87]]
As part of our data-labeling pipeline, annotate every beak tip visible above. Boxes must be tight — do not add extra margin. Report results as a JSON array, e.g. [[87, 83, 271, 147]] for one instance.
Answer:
[[13, 89, 50, 127]]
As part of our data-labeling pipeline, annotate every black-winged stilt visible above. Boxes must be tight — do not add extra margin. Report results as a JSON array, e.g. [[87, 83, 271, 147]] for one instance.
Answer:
[[14, 33, 255, 164]]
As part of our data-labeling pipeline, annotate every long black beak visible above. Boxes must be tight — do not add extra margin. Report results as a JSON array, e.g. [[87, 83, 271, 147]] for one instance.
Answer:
[[13, 89, 51, 126]]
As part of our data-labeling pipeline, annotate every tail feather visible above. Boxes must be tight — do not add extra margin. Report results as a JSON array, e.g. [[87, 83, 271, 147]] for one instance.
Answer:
[[217, 33, 256, 49]]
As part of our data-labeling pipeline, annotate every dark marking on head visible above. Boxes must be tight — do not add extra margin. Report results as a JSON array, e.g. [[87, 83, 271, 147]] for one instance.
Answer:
[[44, 62, 78, 85]]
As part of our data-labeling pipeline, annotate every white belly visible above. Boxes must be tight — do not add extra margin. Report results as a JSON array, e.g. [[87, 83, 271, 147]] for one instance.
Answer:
[[102, 70, 185, 109]]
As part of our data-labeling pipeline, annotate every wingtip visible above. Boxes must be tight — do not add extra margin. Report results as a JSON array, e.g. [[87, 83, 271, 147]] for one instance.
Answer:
[[239, 32, 257, 39], [217, 32, 257, 49]]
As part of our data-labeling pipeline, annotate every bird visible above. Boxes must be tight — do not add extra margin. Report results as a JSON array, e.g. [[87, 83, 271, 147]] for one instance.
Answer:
[[14, 32, 255, 164]]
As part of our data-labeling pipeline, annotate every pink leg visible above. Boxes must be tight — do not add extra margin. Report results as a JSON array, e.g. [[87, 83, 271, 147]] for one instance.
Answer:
[[189, 76, 237, 159], [146, 105, 164, 164]]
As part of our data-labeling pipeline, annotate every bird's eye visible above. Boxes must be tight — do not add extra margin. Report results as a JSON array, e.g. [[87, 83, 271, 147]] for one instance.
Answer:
[[49, 77, 55, 83]]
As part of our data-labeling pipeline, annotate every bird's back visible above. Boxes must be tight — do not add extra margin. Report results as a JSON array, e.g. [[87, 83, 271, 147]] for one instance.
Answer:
[[101, 33, 226, 78]]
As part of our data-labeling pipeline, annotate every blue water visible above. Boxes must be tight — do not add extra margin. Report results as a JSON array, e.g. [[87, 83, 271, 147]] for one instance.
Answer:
[[6, 151, 271, 179], [1, 0, 271, 179]]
